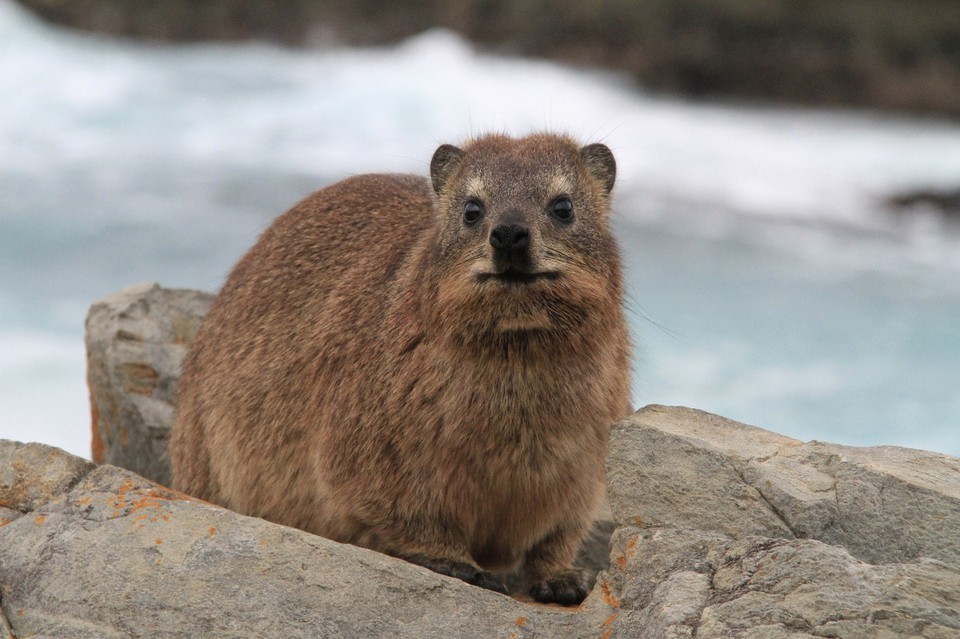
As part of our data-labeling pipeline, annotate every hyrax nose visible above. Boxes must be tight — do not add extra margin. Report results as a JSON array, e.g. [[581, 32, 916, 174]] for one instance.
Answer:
[[489, 222, 530, 256]]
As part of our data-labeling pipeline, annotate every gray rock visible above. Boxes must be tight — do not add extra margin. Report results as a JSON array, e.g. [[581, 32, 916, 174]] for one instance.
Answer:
[[6, 415, 960, 638], [581, 526, 960, 638], [85, 282, 213, 485], [745, 440, 960, 566], [610, 405, 960, 567], [605, 406, 795, 539], [0, 439, 94, 512], [0, 439, 583, 639]]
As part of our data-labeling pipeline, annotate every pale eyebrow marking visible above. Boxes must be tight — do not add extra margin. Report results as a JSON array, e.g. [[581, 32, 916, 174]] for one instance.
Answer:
[[546, 174, 573, 198], [465, 176, 488, 201]]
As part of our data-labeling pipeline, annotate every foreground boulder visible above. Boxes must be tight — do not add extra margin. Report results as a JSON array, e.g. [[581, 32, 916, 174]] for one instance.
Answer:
[[3, 412, 959, 638], [9, 283, 946, 637], [608, 405, 960, 568], [591, 406, 960, 638], [0, 440, 577, 638], [588, 526, 960, 638]]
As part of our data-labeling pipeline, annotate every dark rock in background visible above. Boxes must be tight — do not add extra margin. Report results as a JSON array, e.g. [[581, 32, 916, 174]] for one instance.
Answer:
[[888, 188, 960, 216], [14, 0, 960, 118]]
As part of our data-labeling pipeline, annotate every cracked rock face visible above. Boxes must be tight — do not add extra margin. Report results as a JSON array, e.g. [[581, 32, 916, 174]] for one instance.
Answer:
[[610, 405, 960, 568], [582, 526, 960, 639], [594, 406, 960, 638], [5, 284, 956, 638]]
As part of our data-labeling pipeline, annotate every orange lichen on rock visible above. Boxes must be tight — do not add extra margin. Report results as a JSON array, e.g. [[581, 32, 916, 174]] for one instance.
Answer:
[[617, 535, 639, 570], [600, 579, 621, 609], [34, 515, 47, 525], [109, 480, 194, 521], [515, 616, 526, 626], [600, 612, 617, 639], [208, 526, 216, 537]]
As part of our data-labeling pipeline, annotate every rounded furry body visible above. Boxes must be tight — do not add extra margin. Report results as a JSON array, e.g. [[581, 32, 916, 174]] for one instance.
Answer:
[[171, 133, 631, 603]]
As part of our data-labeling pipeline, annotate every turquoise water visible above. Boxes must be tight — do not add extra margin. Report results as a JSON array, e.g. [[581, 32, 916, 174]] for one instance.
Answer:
[[620, 219, 960, 454], [1, 0, 958, 457]]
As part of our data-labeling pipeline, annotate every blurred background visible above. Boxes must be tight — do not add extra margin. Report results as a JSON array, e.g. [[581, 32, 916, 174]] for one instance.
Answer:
[[1, 0, 959, 459]]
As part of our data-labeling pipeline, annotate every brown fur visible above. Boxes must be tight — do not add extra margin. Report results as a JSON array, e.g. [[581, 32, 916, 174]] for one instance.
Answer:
[[170, 133, 631, 604]]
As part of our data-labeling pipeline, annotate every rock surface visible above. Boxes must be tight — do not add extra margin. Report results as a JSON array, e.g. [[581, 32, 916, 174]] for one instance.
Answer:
[[583, 405, 960, 638], [85, 282, 213, 486], [609, 405, 960, 568], [4, 284, 958, 637], [586, 526, 960, 639], [4, 412, 959, 638], [0, 440, 577, 639]]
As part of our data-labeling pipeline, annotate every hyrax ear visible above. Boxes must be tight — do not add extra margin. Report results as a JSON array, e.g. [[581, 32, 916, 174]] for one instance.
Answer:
[[430, 144, 466, 195], [580, 143, 616, 194]]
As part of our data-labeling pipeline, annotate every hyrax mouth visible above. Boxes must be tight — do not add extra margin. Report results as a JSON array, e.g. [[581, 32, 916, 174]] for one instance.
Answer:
[[477, 269, 560, 286]]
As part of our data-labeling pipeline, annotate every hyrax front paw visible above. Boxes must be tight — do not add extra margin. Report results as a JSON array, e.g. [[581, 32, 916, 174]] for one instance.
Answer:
[[464, 567, 510, 594], [404, 554, 509, 595], [530, 571, 588, 606]]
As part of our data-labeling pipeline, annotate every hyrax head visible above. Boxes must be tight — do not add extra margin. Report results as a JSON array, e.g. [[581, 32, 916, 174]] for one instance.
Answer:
[[428, 134, 621, 334]]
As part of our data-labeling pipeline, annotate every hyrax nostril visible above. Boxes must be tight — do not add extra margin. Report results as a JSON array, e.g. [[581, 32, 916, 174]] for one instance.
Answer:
[[490, 223, 530, 253]]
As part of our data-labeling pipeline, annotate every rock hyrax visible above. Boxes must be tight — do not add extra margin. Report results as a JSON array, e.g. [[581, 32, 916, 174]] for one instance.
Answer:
[[170, 133, 631, 604]]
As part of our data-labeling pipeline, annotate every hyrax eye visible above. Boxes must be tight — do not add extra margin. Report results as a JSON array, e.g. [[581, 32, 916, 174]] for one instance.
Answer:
[[463, 199, 484, 226], [550, 197, 574, 223]]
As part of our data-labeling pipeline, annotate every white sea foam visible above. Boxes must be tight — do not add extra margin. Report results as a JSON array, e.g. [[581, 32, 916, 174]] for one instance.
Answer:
[[3, 1, 959, 232]]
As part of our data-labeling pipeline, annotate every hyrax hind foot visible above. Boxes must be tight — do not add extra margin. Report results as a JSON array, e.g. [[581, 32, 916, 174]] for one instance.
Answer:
[[529, 570, 588, 606], [403, 554, 508, 595]]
